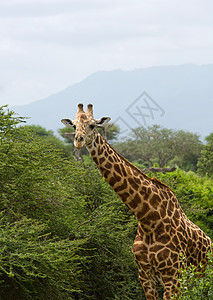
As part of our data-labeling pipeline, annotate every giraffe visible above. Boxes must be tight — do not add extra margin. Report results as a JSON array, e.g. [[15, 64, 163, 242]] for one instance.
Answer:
[[61, 103, 212, 300]]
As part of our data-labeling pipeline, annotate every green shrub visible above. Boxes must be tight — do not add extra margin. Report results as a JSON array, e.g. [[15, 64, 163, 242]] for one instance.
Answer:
[[0, 106, 144, 299], [0, 216, 83, 299], [172, 251, 213, 299]]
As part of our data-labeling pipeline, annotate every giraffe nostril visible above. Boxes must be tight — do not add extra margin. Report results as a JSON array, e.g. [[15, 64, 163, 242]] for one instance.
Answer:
[[78, 136, 84, 142], [75, 135, 84, 143]]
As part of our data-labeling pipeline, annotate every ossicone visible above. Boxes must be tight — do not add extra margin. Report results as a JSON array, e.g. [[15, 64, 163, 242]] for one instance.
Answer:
[[86, 104, 93, 117]]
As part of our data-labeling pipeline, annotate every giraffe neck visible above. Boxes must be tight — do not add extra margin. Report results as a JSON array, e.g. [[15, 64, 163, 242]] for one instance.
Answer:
[[86, 131, 180, 232]]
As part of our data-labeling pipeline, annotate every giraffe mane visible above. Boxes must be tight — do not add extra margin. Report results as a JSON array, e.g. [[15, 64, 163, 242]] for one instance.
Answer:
[[151, 177, 173, 192]]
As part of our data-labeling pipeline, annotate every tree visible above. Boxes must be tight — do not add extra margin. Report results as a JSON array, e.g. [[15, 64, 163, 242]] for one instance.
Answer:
[[0, 106, 85, 298], [205, 133, 213, 144], [0, 106, 144, 299], [58, 126, 75, 143], [115, 125, 202, 170], [23, 125, 72, 157], [197, 133, 213, 178]]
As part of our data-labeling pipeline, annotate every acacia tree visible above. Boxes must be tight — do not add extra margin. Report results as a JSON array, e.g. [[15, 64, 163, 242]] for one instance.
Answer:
[[0, 106, 144, 299], [115, 125, 202, 170], [197, 133, 213, 178], [23, 124, 72, 156], [0, 106, 85, 298]]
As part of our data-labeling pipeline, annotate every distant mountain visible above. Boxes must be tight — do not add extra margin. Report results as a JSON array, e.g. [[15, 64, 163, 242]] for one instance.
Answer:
[[12, 64, 213, 139]]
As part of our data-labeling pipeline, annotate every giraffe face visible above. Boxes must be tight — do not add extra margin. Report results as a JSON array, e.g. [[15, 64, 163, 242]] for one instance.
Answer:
[[61, 103, 111, 149]]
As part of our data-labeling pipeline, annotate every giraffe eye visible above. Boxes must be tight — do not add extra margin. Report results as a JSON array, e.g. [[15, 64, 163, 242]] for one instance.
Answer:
[[90, 124, 95, 130]]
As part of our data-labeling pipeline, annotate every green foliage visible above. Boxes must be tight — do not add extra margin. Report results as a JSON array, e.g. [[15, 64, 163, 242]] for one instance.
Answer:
[[58, 126, 75, 144], [197, 133, 213, 178], [172, 252, 213, 299], [23, 125, 73, 157], [0, 216, 83, 299], [0, 106, 144, 299], [0, 107, 86, 298], [205, 133, 213, 144], [0, 105, 26, 132], [115, 125, 203, 171]]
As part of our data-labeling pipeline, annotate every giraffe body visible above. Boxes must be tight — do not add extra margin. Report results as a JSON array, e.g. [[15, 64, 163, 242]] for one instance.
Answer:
[[61, 104, 212, 300]]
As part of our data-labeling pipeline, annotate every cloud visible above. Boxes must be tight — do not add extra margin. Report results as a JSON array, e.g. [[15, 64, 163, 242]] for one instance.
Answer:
[[1, 0, 213, 47], [0, 0, 213, 106], [0, 0, 123, 18]]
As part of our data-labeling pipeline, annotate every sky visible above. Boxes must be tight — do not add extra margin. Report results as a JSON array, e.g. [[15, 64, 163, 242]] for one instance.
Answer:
[[1, 0, 213, 106]]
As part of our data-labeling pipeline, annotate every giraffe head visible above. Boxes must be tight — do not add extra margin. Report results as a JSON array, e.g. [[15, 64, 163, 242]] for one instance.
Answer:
[[61, 103, 111, 149]]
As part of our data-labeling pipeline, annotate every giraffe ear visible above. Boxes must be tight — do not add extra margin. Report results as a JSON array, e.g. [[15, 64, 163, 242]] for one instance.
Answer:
[[95, 117, 111, 127], [61, 119, 75, 127]]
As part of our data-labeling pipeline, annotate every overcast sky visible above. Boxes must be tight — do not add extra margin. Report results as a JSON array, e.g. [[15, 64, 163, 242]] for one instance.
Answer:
[[1, 0, 213, 106]]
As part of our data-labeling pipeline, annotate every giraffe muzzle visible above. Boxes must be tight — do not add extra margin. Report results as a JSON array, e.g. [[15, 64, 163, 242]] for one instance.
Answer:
[[74, 134, 85, 149]]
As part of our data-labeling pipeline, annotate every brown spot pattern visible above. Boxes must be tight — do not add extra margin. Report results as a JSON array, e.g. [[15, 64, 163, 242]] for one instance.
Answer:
[[99, 157, 105, 164], [114, 179, 127, 192], [129, 193, 141, 209], [128, 178, 139, 190]]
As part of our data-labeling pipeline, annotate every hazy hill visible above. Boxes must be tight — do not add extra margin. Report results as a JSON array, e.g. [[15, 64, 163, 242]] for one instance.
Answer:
[[12, 64, 213, 139]]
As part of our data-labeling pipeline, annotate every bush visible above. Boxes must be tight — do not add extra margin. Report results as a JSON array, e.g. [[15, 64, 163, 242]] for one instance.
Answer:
[[0, 106, 144, 299], [0, 106, 87, 298], [197, 141, 213, 178], [0, 216, 84, 299], [172, 251, 213, 299]]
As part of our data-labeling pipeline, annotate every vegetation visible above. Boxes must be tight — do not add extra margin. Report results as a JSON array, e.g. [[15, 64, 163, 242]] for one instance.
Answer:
[[115, 125, 203, 171], [24, 125, 73, 157], [197, 133, 213, 178], [0, 106, 141, 299], [172, 252, 213, 299], [0, 106, 212, 299]]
